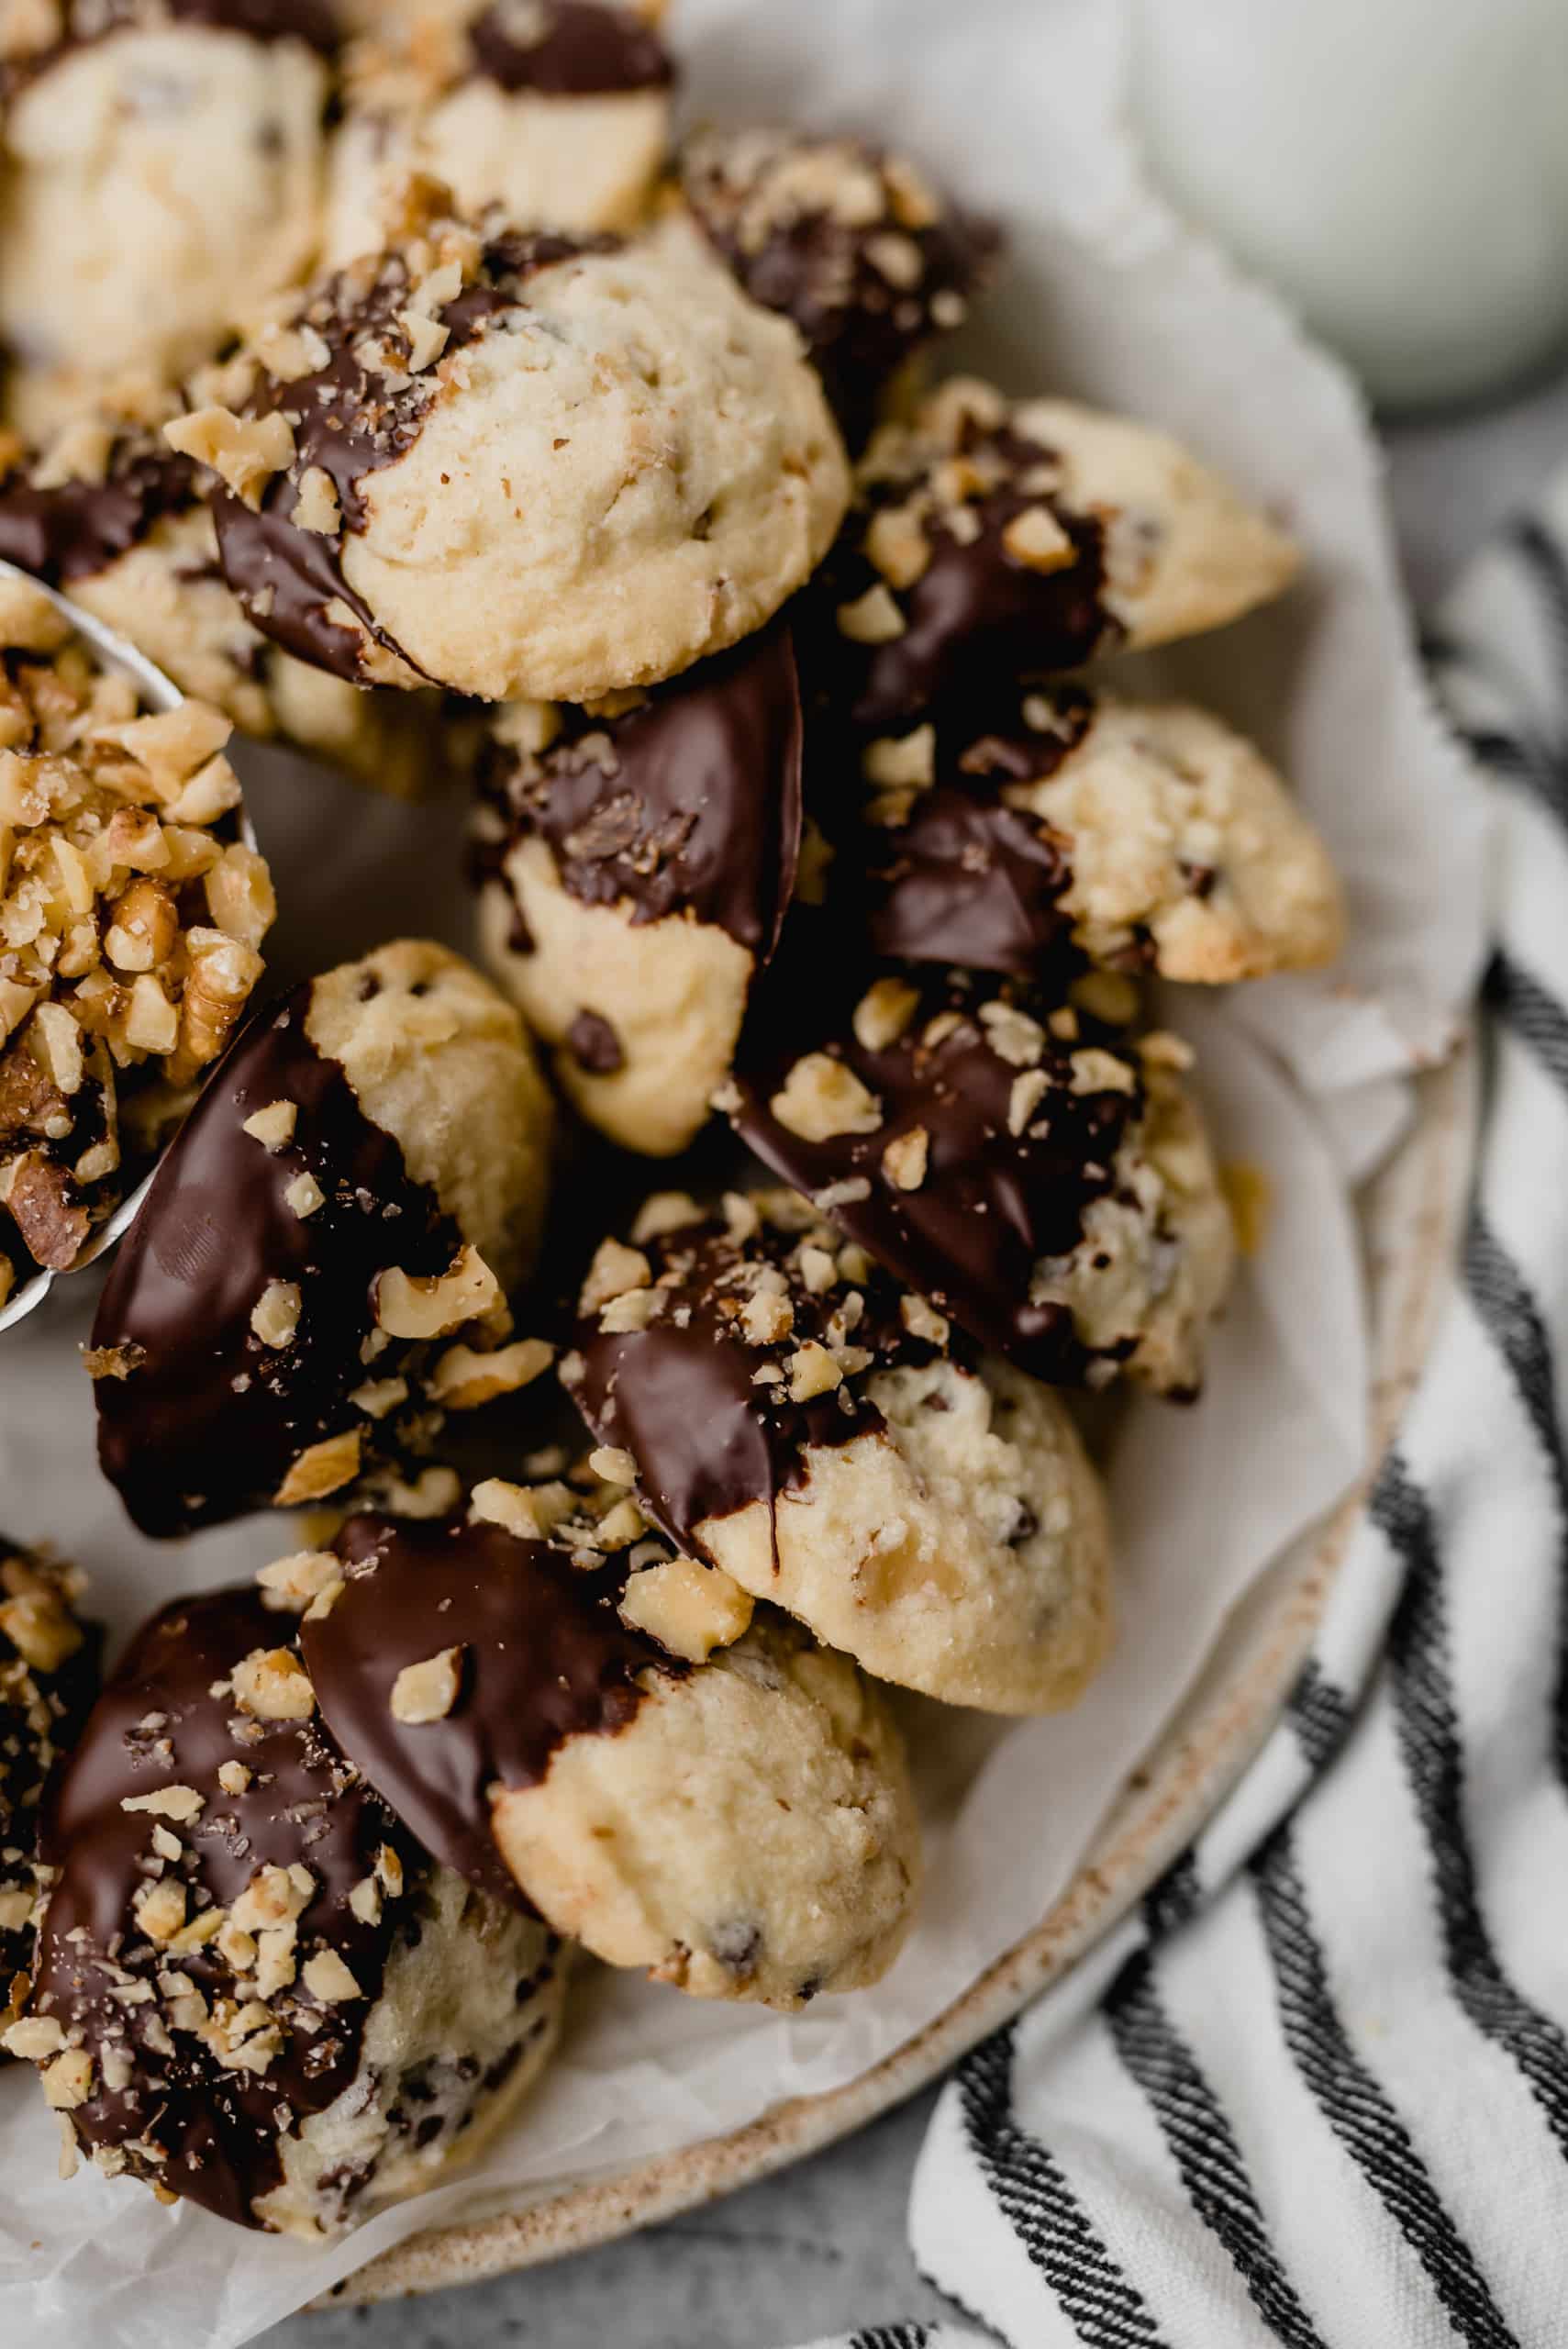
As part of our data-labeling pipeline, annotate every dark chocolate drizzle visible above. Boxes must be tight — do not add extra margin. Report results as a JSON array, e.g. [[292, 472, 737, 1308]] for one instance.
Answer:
[[31, 1586, 422, 2231], [0, 433, 199, 586], [823, 683, 1097, 980], [92, 983, 462, 1539], [473, 621, 803, 958], [210, 230, 613, 685], [563, 1208, 957, 1556], [728, 963, 1145, 1385], [0, 1552, 100, 1998], [814, 424, 1119, 730], [681, 128, 998, 450], [1, 0, 339, 105], [467, 1, 673, 95], [302, 1510, 684, 1909]]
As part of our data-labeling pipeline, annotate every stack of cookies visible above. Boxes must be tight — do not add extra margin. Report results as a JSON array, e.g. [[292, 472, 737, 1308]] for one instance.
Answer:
[[0, 0, 1344, 2244]]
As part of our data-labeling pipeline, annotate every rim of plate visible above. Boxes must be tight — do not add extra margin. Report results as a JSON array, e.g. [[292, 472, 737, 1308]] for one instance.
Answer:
[[328, 1030, 1478, 2310]]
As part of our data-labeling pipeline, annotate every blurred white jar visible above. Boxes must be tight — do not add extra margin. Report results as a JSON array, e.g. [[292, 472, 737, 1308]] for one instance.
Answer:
[[1128, 0, 1568, 410]]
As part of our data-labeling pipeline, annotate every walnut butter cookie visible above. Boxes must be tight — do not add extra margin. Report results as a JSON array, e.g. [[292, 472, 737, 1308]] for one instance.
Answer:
[[728, 969, 1236, 1397], [0, 0, 339, 437], [325, 0, 675, 263], [175, 195, 851, 703], [471, 621, 803, 1156], [0, 398, 445, 796], [284, 1491, 920, 2008], [90, 940, 555, 1535], [0, 1539, 99, 2014], [677, 125, 999, 447], [827, 680, 1345, 986], [815, 375, 1300, 729], [0, 572, 273, 1294], [562, 1191, 1114, 1715], [6, 1584, 565, 2235]]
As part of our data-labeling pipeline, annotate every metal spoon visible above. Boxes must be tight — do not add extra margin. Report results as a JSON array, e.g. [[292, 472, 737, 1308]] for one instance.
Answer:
[[0, 558, 250, 1335]]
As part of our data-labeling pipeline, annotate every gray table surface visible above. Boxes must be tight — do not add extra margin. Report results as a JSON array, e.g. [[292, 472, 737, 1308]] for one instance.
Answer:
[[264, 365, 1568, 2349]]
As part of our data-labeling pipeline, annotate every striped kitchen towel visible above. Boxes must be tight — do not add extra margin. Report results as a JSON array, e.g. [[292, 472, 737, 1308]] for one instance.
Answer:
[[797, 477, 1568, 2349]]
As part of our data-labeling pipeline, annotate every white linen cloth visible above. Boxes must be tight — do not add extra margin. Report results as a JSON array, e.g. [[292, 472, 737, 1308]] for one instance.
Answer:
[[795, 474, 1568, 2349]]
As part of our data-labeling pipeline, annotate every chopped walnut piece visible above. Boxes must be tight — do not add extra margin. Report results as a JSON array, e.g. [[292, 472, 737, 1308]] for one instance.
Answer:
[[291, 467, 342, 537], [836, 584, 906, 643], [580, 1237, 652, 1315], [881, 1126, 929, 1190], [427, 1335, 553, 1409], [785, 1340, 842, 1402], [1069, 1047, 1138, 1097], [469, 1477, 575, 1541], [256, 1551, 343, 1612], [376, 1244, 502, 1340], [273, 1429, 363, 1508], [862, 726, 935, 789], [120, 1785, 205, 1822], [597, 1285, 662, 1334], [978, 1000, 1046, 1068], [1007, 1068, 1051, 1135], [163, 407, 295, 510], [250, 1279, 301, 1349], [302, 1950, 362, 2004], [231, 1646, 316, 1721], [618, 1557, 754, 1662], [390, 1646, 464, 1725], [630, 1190, 703, 1245], [852, 976, 919, 1053], [1001, 505, 1074, 571], [284, 1172, 325, 1219], [900, 1293, 951, 1345], [588, 1445, 637, 1487], [40, 2048, 95, 2110], [770, 1053, 884, 1143], [241, 1099, 298, 1151]]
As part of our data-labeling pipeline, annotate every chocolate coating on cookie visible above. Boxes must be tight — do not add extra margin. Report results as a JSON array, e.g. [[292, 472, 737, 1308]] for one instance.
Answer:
[[681, 128, 997, 447], [466, 1, 673, 95], [302, 1511, 683, 1908], [0, 429, 200, 586], [209, 228, 613, 685], [563, 1203, 959, 1552], [0, 0, 338, 100], [728, 966, 1146, 1385], [817, 412, 1115, 731], [0, 1543, 99, 1998], [30, 1586, 422, 2230], [92, 984, 462, 1537], [473, 623, 803, 957]]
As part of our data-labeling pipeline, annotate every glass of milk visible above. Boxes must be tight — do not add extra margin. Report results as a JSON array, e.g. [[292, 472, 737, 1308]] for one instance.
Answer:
[[1128, 0, 1568, 411]]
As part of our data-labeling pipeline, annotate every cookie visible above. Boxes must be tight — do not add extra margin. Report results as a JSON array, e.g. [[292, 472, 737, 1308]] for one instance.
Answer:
[[183, 198, 851, 703], [294, 1500, 921, 2005], [325, 1, 674, 263], [0, 404, 445, 796], [0, 572, 273, 1294], [814, 375, 1300, 729], [843, 682, 1345, 985], [678, 126, 998, 446], [471, 622, 803, 1155], [561, 1192, 1114, 1713], [90, 940, 556, 1536], [0, 1541, 99, 2011], [0, 2, 337, 437], [8, 1585, 564, 2235], [728, 965, 1235, 1396]]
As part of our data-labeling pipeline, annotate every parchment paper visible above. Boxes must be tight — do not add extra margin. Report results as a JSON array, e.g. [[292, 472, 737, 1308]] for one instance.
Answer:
[[0, 3, 1490, 2340]]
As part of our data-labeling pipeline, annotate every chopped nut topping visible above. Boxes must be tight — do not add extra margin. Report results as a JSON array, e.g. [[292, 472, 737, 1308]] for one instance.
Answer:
[[618, 1557, 754, 1662], [881, 1126, 929, 1190], [376, 1243, 502, 1340], [629, 1190, 703, 1245], [1002, 505, 1074, 572], [979, 1000, 1046, 1068], [284, 1171, 325, 1219], [851, 976, 920, 1053], [290, 467, 342, 537], [120, 1785, 204, 1822], [1070, 1047, 1139, 1096], [900, 1293, 951, 1344], [41, 2047, 94, 2110], [469, 1477, 575, 1541], [785, 1340, 842, 1402], [302, 1949, 362, 2004], [250, 1279, 302, 1349], [390, 1646, 464, 1725], [241, 1099, 298, 1151], [273, 1429, 363, 1509], [231, 1646, 316, 1722], [427, 1334, 553, 1409], [836, 584, 906, 643], [770, 1053, 884, 1142], [1008, 1068, 1051, 1135], [256, 1550, 343, 1611], [862, 726, 936, 789], [580, 1236, 653, 1315], [163, 406, 295, 510], [589, 1445, 638, 1486]]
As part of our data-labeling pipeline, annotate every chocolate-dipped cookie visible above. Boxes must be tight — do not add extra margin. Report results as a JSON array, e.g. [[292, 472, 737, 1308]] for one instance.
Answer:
[[7, 1585, 564, 2235], [560, 1190, 1114, 1713], [0, 573, 273, 1296], [90, 940, 555, 1536], [0, 404, 446, 797], [813, 376, 1299, 730], [293, 1492, 920, 2006], [679, 126, 998, 447], [0, 1541, 99, 2011], [471, 623, 803, 1155], [840, 682, 1344, 985], [1, 2, 338, 437], [727, 967, 1235, 1397], [181, 193, 849, 704], [325, 1, 674, 263]]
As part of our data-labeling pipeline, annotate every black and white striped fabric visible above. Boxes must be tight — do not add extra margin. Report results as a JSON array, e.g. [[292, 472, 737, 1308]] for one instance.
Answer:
[[797, 478, 1568, 2349]]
